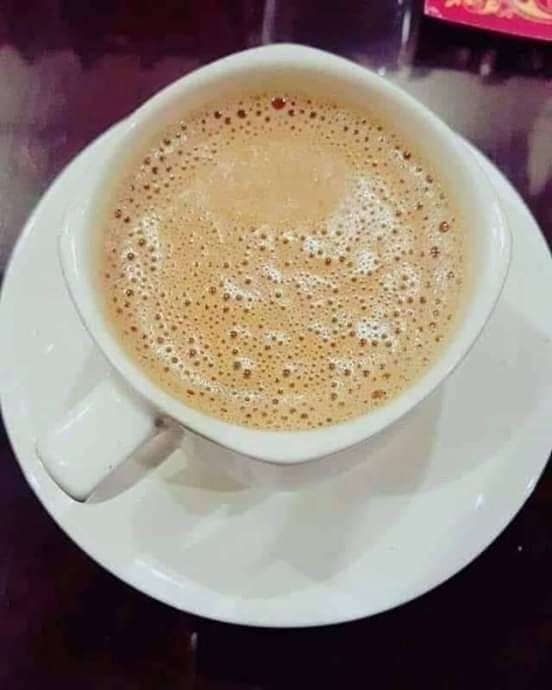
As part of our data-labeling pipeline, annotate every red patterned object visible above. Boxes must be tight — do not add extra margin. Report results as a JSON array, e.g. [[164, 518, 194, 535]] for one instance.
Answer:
[[425, 1, 552, 40]]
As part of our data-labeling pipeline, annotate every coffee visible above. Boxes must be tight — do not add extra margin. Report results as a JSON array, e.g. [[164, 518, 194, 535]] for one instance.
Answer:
[[98, 91, 467, 430]]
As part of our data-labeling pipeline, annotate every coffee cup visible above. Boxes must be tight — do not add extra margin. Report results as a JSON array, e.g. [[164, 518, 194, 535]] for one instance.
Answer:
[[37, 44, 511, 501]]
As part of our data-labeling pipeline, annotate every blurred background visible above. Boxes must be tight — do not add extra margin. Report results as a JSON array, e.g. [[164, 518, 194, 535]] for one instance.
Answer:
[[0, 2, 551, 688]]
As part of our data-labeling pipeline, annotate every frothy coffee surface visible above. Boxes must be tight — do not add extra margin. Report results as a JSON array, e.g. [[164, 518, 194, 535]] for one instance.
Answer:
[[99, 93, 466, 430]]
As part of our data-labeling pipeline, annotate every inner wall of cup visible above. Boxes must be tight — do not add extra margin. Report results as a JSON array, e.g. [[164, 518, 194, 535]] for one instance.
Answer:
[[62, 50, 510, 461]]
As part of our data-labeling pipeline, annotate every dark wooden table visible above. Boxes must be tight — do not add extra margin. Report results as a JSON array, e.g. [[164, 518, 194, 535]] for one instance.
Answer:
[[1, 2, 551, 688]]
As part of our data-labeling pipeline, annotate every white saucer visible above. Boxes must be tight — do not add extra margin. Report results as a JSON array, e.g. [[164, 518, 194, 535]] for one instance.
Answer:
[[1, 124, 552, 628]]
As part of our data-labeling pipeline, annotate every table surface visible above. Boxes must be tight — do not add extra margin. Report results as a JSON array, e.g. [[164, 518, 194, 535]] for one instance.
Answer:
[[1, 1, 551, 688]]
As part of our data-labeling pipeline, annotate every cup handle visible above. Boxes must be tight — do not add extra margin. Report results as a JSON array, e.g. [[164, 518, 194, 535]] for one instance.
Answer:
[[36, 379, 159, 501]]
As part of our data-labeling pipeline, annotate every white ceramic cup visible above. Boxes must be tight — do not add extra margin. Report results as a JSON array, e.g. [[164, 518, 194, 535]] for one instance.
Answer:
[[37, 44, 511, 501]]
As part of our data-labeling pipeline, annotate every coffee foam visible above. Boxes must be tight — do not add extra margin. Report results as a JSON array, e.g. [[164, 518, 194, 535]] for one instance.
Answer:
[[99, 93, 466, 430]]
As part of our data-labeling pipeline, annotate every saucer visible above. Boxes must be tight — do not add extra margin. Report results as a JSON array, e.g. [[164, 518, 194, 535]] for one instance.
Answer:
[[1, 124, 551, 628]]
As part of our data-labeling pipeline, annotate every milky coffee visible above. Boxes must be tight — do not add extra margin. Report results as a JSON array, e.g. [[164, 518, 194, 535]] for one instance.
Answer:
[[98, 92, 466, 430]]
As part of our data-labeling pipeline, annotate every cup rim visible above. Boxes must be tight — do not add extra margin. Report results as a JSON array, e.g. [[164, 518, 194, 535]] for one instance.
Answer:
[[59, 43, 512, 464]]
